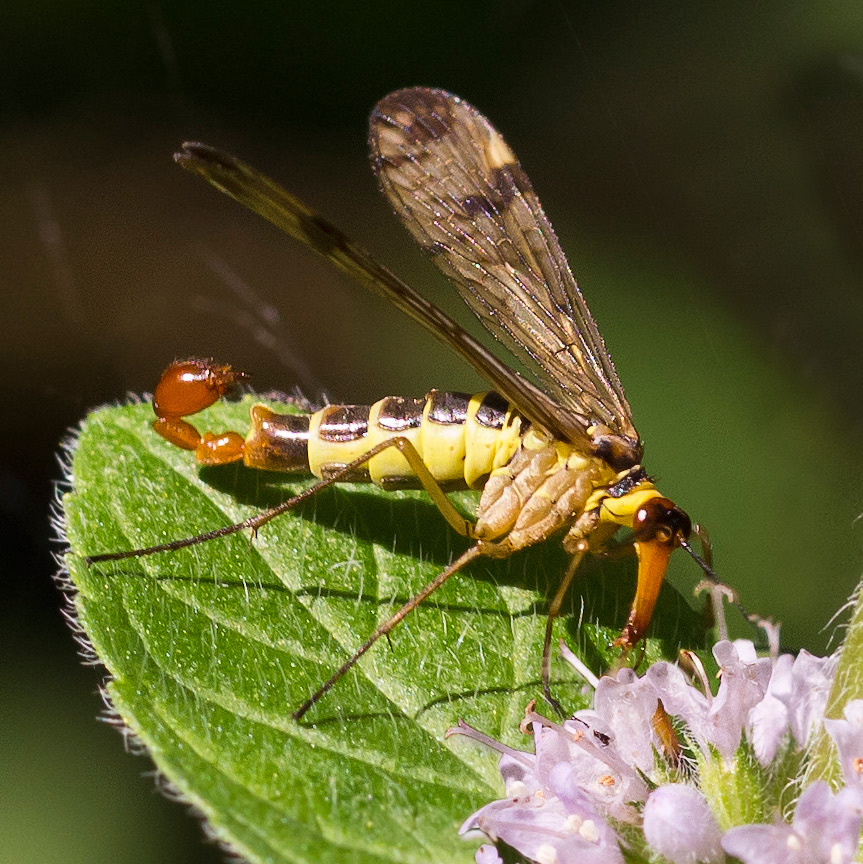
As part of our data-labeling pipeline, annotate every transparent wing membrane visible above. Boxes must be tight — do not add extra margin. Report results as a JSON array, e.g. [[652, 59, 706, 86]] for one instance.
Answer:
[[369, 88, 637, 444], [175, 87, 642, 464], [175, 143, 587, 448]]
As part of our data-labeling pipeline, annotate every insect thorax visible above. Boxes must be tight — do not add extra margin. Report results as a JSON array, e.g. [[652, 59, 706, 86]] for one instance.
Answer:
[[473, 429, 619, 549]]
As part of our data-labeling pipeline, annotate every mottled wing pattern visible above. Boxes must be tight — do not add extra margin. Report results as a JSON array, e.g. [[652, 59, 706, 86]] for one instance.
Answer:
[[370, 88, 638, 444], [174, 142, 580, 445]]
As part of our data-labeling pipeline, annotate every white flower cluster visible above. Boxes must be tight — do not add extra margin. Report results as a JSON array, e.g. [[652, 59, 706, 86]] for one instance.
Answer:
[[449, 640, 863, 864]]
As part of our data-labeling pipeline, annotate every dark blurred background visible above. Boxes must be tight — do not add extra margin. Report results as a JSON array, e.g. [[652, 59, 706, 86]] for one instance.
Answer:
[[4, 2, 863, 861]]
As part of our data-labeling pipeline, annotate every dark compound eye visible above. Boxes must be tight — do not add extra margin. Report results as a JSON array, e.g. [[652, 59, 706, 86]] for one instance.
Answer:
[[633, 497, 692, 545]]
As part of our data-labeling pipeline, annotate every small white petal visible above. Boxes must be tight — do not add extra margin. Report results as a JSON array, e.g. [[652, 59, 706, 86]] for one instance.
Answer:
[[475, 844, 504, 864], [722, 781, 863, 864], [709, 640, 772, 759], [785, 650, 838, 747], [535, 843, 559, 864], [643, 784, 723, 864], [824, 700, 863, 791], [733, 639, 758, 662], [580, 818, 600, 843], [747, 691, 789, 765]]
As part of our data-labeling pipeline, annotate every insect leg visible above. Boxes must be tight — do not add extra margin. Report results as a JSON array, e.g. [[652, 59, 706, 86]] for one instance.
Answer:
[[246, 432, 476, 539], [593, 537, 637, 562], [370, 435, 478, 539], [86, 435, 476, 559], [541, 546, 587, 715], [292, 543, 488, 720]]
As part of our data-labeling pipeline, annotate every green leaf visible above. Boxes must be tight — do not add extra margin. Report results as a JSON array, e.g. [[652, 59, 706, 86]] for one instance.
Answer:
[[60, 396, 706, 864]]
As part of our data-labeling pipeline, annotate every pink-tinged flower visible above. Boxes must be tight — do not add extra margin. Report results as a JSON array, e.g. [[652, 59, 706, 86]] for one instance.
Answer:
[[784, 651, 838, 747], [546, 713, 649, 824], [591, 667, 664, 774], [459, 782, 625, 864], [824, 699, 863, 793], [542, 665, 668, 823], [451, 637, 853, 864], [707, 640, 772, 758], [648, 641, 771, 759], [748, 649, 838, 765], [450, 715, 627, 864], [523, 696, 653, 823], [645, 659, 710, 738], [643, 784, 723, 864], [474, 843, 504, 864], [747, 653, 794, 765], [721, 781, 863, 863]]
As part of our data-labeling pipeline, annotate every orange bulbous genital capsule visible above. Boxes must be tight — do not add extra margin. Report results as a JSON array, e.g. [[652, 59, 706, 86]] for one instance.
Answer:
[[150, 360, 249, 458], [153, 360, 247, 420]]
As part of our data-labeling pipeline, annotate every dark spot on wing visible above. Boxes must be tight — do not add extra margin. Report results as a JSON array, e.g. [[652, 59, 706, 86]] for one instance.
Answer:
[[462, 194, 498, 218]]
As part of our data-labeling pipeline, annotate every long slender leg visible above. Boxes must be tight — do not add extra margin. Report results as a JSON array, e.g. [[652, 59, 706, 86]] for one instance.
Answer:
[[292, 544, 487, 720], [85, 435, 476, 564], [542, 548, 586, 715], [593, 537, 636, 562], [86, 427, 523, 717]]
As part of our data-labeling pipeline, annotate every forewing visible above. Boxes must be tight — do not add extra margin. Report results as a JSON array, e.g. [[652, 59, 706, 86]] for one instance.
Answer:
[[370, 88, 637, 442], [174, 143, 582, 444]]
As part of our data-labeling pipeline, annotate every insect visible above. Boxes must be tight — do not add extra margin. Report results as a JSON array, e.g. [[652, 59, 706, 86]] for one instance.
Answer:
[[87, 87, 713, 719]]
